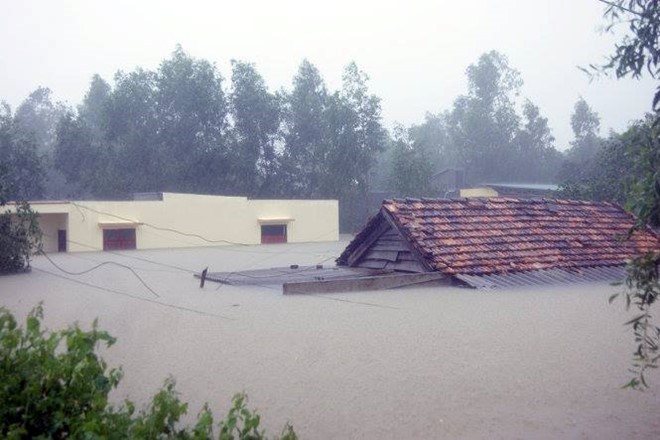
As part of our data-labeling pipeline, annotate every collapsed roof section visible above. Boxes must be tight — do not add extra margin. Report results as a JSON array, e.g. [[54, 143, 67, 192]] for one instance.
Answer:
[[337, 197, 660, 288]]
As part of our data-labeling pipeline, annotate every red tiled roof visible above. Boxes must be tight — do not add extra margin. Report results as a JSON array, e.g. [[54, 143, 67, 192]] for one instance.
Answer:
[[339, 197, 660, 276]]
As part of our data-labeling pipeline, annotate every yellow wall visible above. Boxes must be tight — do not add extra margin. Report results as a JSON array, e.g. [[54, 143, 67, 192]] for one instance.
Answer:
[[460, 187, 499, 198], [25, 193, 338, 252], [38, 213, 67, 252], [3, 203, 69, 253]]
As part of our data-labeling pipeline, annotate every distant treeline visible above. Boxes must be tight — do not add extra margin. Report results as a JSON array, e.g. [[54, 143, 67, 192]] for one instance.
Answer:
[[0, 47, 652, 231]]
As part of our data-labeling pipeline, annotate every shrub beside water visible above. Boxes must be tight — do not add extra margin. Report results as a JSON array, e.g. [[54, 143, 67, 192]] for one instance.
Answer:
[[0, 305, 297, 439]]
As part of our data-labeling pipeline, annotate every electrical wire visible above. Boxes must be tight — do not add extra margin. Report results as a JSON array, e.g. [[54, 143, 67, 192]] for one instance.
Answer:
[[64, 252, 183, 274], [70, 201, 341, 256], [45, 233, 197, 274], [33, 267, 233, 319], [4, 230, 397, 311], [47, 231, 340, 288], [7, 205, 389, 309], [40, 231, 348, 308], [37, 249, 160, 298], [72, 202, 250, 246], [305, 293, 401, 310], [215, 255, 338, 287], [49, 203, 343, 284], [2, 229, 164, 298]]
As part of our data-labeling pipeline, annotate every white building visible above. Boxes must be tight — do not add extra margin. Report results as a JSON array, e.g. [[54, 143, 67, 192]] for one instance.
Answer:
[[13, 192, 338, 253]]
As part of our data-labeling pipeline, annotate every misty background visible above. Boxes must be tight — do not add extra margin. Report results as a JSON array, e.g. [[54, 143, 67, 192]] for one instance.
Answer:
[[2, 0, 656, 146], [1, 0, 657, 230]]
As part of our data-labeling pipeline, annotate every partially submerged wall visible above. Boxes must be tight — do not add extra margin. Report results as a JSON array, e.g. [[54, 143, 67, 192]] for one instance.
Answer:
[[25, 193, 338, 252]]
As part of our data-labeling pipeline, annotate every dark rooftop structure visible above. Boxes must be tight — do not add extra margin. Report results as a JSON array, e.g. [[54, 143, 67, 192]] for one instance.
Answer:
[[337, 197, 660, 289], [429, 168, 465, 196]]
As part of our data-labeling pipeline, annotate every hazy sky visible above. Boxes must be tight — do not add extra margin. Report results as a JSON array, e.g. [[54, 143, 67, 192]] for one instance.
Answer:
[[1, 0, 656, 149]]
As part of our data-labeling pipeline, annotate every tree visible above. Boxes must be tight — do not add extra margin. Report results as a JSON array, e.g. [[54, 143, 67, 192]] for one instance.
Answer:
[[558, 97, 603, 191], [156, 46, 230, 194], [228, 60, 281, 196], [0, 305, 297, 439], [598, 0, 660, 110], [558, 114, 654, 203], [0, 130, 42, 274], [408, 112, 452, 173], [0, 104, 44, 200], [14, 87, 67, 155], [389, 125, 434, 196], [13, 88, 81, 200], [446, 51, 523, 182], [567, 97, 602, 162], [324, 62, 387, 230], [54, 111, 115, 197], [0, 201, 42, 274], [592, 0, 660, 389], [512, 100, 562, 182], [54, 47, 232, 198], [79, 74, 112, 137], [428, 50, 564, 186], [280, 60, 330, 198]]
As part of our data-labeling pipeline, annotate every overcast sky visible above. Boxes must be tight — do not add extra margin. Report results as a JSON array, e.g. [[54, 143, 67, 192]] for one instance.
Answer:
[[1, 0, 656, 149]]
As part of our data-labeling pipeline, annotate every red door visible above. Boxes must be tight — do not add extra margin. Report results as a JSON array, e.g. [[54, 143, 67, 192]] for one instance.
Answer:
[[261, 224, 287, 244], [103, 229, 136, 250]]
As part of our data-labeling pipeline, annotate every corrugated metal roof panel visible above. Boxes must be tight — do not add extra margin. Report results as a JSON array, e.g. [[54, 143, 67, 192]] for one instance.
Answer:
[[455, 265, 626, 290]]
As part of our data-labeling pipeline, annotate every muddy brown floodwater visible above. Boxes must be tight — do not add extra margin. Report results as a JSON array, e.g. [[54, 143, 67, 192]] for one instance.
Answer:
[[1, 239, 659, 439]]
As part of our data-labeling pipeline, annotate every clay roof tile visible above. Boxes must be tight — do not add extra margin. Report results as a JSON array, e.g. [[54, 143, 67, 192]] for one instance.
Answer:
[[339, 197, 660, 276]]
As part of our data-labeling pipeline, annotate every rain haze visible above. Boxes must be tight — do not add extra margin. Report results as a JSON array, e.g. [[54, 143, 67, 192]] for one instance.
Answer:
[[2, 1, 660, 439], [0, 0, 656, 148]]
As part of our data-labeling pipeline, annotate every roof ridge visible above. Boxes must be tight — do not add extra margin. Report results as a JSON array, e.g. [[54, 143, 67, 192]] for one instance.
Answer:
[[339, 197, 659, 277]]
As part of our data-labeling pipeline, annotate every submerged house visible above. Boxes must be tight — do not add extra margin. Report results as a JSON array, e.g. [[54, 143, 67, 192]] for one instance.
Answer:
[[7, 192, 338, 253], [337, 197, 660, 289]]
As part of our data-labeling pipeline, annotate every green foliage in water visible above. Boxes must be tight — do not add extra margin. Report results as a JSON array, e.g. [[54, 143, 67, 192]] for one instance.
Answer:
[[0, 200, 42, 274], [0, 305, 297, 439]]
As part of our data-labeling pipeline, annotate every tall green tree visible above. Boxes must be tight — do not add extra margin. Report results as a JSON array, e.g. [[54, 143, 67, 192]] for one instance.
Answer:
[[408, 112, 451, 173], [559, 114, 653, 203], [280, 60, 330, 197], [567, 97, 602, 162], [14, 87, 66, 154], [513, 100, 562, 182], [0, 104, 44, 200], [588, 0, 660, 389], [389, 124, 434, 196], [95, 68, 160, 196], [446, 51, 523, 182], [0, 107, 43, 273], [55, 47, 232, 198], [558, 97, 603, 189], [79, 74, 111, 137], [13, 88, 79, 199], [156, 46, 229, 194], [54, 111, 114, 197], [228, 60, 280, 196], [324, 62, 386, 230]]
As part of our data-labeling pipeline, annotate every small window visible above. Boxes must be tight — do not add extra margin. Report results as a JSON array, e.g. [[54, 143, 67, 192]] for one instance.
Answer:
[[261, 224, 287, 244], [103, 228, 136, 250]]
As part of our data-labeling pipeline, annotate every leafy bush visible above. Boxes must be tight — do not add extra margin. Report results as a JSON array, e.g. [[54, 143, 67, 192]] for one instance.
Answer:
[[0, 305, 297, 439], [0, 201, 42, 274]]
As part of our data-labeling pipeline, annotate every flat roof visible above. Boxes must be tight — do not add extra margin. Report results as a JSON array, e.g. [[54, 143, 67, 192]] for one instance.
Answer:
[[482, 183, 559, 191], [257, 217, 295, 224]]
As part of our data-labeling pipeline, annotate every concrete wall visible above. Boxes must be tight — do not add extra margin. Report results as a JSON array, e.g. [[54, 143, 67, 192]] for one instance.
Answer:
[[460, 188, 499, 198], [26, 193, 338, 252], [38, 213, 67, 252]]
